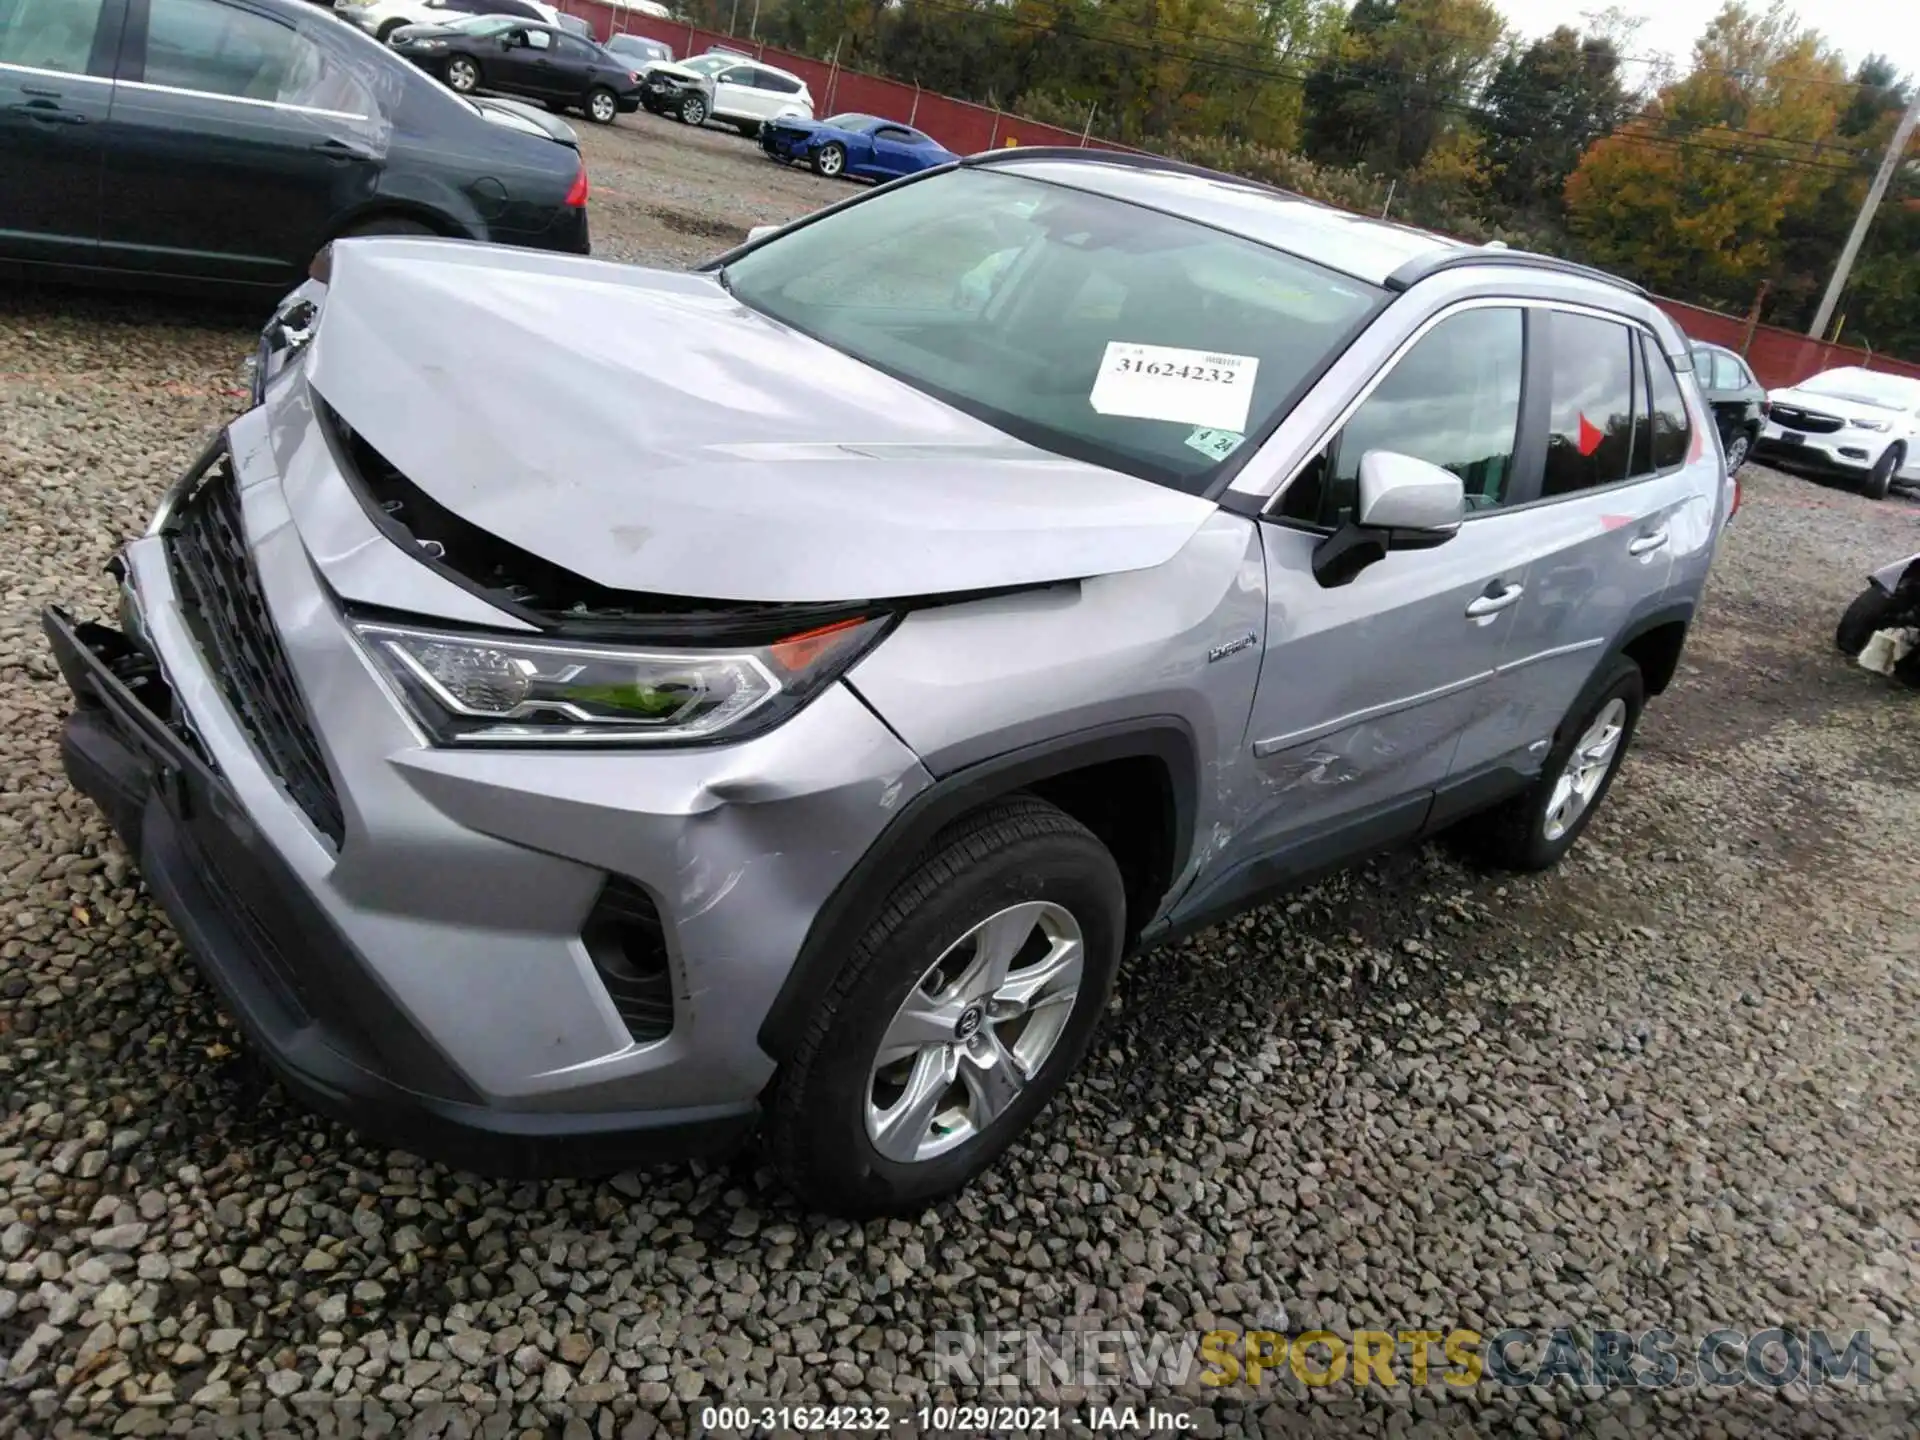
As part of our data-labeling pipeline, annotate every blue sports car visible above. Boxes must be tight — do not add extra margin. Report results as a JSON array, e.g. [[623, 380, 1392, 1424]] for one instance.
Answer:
[[760, 113, 959, 181]]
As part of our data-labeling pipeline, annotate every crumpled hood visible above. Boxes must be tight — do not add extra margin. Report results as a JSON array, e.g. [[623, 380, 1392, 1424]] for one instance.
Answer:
[[300, 240, 1218, 604]]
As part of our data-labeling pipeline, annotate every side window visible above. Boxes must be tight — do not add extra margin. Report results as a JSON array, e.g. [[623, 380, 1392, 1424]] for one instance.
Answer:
[[1278, 306, 1524, 528], [1642, 335, 1693, 469], [523, 28, 551, 50], [143, 0, 333, 107], [557, 36, 594, 60], [759, 70, 800, 93], [873, 126, 913, 142], [0, 0, 107, 74], [1541, 311, 1638, 497], [1706, 350, 1735, 390], [716, 67, 751, 85]]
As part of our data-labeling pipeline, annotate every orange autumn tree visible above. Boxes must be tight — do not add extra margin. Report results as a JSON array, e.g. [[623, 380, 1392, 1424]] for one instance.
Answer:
[[1565, 1, 1849, 305]]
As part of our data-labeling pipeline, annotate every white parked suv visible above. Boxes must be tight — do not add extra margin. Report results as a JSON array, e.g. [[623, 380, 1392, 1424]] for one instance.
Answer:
[[1754, 366, 1920, 500], [638, 52, 813, 134]]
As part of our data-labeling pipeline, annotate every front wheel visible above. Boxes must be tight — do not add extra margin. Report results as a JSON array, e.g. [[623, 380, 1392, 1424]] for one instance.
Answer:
[[1458, 656, 1645, 873], [677, 94, 707, 126], [767, 796, 1124, 1216], [585, 86, 617, 125], [1836, 585, 1897, 656], [812, 141, 846, 178], [1863, 444, 1902, 501], [443, 56, 479, 93]]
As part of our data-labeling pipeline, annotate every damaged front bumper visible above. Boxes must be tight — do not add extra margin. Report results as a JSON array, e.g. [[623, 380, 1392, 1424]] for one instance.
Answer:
[[43, 418, 933, 1175]]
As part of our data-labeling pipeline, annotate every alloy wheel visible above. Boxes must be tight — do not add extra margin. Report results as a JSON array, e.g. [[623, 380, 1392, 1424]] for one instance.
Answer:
[[681, 97, 706, 125], [865, 901, 1083, 1164], [446, 59, 478, 92], [590, 92, 616, 123], [1724, 434, 1749, 473], [817, 145, 845, 176], [1543, 698, 1627, 842]]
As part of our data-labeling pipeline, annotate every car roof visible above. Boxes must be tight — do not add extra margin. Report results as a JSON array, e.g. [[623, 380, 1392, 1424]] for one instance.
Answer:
[[968, 151, 1640, 296]]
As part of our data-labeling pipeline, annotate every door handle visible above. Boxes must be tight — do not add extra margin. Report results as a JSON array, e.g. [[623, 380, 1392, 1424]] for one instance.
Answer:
[[7, 101, 87, 124], [1465, 582, 1524, 619], [310, 137, 372, 160], [1627, 527, 1670, 556]]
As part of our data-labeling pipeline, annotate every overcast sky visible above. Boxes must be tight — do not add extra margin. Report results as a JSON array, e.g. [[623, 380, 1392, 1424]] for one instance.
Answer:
[[1491, 1, 1920, 80]]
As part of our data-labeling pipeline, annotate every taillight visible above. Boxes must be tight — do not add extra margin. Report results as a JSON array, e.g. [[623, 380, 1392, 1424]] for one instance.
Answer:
[[565, 162, 589, 208], [1728, 474, 1742, 520]]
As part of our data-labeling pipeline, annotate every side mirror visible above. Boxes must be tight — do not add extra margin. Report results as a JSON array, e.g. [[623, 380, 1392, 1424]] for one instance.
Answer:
[[1311, 450, 1464, 588], [1355, 450, 1465, 532]]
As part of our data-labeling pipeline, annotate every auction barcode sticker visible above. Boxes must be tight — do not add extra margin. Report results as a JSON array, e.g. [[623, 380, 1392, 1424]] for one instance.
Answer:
[[1089, 342, 1259, 432]]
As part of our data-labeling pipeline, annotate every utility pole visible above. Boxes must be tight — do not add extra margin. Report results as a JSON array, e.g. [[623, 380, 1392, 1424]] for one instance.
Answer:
[[1809, 92, 1920, 341]]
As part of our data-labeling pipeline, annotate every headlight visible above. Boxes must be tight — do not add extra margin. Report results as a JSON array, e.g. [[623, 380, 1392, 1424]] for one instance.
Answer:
[[351, 617, 886, 745], [1851, 417, 1892, 431], [413, 37, 446, 49]]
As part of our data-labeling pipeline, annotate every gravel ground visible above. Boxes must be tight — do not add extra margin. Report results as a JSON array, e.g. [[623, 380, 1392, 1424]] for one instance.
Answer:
[[2, 113, 1919, 1438]]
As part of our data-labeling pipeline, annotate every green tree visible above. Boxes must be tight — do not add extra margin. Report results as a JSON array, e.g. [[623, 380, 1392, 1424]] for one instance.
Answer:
[[1301, 0, 1506, 173], [1481, 27, 1630, 214]]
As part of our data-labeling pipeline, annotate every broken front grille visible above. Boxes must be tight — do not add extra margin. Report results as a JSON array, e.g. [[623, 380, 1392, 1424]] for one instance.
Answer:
[[168, 449, 347, 847]]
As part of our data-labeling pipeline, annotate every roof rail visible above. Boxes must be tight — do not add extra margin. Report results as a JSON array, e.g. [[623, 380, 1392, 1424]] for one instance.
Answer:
[[1385, 248, 1647, 296], [960, 146, 1326, 203]]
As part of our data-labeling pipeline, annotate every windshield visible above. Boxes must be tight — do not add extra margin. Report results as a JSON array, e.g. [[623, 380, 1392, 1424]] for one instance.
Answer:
[[1799, 370, 1920, 410], [820, 113, 880, 132], [722, 168, 1384, 491], [681, 55, 733, 75]]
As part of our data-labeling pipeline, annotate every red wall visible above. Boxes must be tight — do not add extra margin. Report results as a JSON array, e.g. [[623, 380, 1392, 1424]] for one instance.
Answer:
[[559, 3, 1918, 390], [1651, 297, 1920, 392]]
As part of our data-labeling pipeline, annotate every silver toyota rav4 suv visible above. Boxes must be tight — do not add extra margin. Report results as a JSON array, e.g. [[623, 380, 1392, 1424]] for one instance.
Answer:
[[46, 151, 1729, 1215]]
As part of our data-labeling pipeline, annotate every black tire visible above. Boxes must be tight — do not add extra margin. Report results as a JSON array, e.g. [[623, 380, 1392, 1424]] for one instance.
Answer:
[[811, 141, 847, 178], [443, 56, 479, 93], [585, 86, 618, 125], [1836, 585, 1897, 656], [1458, 656, 1645, 873], [336, 216, 435, 241], [734, 120, 759, 138], [767, 796, 1124, 1217], [1723, 429, 1751, 474], [677, 94, 706, 126], [1863, 445, 1901, 501]]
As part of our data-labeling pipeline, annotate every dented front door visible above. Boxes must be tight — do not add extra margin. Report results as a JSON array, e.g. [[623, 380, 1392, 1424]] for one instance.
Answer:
[[1229, 519, 1521, 862]]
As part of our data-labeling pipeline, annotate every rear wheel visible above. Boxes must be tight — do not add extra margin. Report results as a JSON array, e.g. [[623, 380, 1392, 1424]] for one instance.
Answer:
[[1836, 585, 1897, 656], [768, 796, 1124, 1216], [1458, 657, 1644, 873], [677, 93, 707, 126], [586, 86, 618, 124], [338, 217, 435, 239], [812, 141, 846, 178], [1864, 444, 1902, 501], [444, 56, 479, 93], [1723, 430, 1750, 474]]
